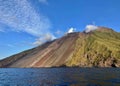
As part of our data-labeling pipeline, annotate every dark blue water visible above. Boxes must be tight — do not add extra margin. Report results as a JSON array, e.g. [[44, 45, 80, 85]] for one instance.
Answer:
[[0, 68, 120, 86]]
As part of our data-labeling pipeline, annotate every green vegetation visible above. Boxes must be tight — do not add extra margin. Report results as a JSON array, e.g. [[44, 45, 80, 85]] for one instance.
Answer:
[[66, 29, 120, 67], [1, 28, 120, 68]]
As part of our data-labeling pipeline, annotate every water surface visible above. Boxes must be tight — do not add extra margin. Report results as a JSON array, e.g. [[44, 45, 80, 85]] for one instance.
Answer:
[[0, 68, 120, 86]]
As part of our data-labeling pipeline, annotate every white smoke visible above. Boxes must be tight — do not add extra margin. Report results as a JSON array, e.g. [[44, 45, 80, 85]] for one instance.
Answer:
[[67, 27, 76, 33], [85, 25, 98, 33], [33, 33, 56, 46]]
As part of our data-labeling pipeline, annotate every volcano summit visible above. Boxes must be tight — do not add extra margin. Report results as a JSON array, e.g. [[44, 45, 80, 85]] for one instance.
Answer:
[[0, 26, 120, 68]]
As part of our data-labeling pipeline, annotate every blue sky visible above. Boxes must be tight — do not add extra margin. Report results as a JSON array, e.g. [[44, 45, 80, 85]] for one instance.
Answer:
[[0, 0, 120, 59]]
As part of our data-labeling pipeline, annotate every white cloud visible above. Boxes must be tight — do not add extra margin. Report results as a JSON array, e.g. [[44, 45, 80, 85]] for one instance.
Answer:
[[33, 38, 43, 46], [85, 25, 98, 33], [44, 33, 56, 41], [7, 44, 15, 48], [67, 27, 76, 33], [0, 29, 4, 32], [38, 0, 48, 4], [33, 33, 56, 46], [0, 22, 5, 32], [0, 0, 51, 37], [0, 0, 55, 45]]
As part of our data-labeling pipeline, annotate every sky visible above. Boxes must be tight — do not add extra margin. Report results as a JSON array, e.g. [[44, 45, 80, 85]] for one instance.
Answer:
[[0, 0, 120, 59]]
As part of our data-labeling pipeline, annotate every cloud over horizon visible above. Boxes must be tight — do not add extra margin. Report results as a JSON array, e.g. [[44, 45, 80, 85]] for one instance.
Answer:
[[0, 0, 54, 45]]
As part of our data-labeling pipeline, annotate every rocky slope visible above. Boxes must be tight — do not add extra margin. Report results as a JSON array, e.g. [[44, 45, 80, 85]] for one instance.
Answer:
[[0, 27, 120, 67]]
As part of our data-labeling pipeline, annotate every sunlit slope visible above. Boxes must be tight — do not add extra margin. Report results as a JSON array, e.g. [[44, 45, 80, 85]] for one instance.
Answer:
[[0, 33, 79, 67], [66, 27, 120, 67], [0, 27, 120, 67]]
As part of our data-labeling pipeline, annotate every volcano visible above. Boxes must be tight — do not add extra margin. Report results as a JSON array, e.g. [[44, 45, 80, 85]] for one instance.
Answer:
[[0, 26, 120, 68]]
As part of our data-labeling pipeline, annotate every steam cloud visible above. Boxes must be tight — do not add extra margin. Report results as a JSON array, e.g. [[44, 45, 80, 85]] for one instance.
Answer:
[[85, 25, 98, 33], [33, 33, 56, 46], [67, 27, 76, 33]]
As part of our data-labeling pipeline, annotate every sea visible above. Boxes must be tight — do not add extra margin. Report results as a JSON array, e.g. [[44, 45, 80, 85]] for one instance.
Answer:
[[0, 68, 120, 86]]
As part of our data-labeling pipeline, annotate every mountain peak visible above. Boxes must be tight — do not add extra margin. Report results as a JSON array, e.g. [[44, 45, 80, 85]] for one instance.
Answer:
[[0, 26, 120, 68], [96, 26, 114, 32], [84, 26, 114, 34]]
